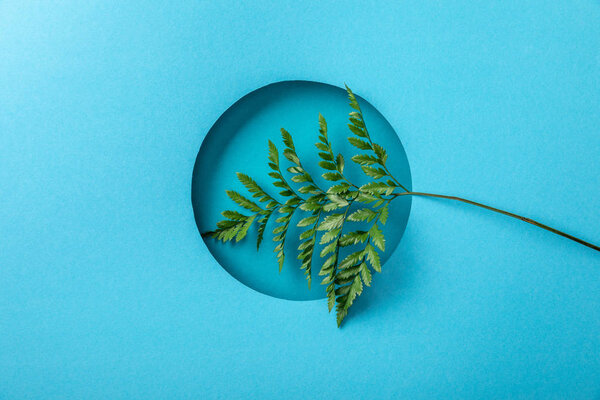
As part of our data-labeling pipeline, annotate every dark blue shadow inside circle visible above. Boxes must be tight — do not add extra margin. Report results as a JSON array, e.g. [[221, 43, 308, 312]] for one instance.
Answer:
[[192, 81, 412, 300]]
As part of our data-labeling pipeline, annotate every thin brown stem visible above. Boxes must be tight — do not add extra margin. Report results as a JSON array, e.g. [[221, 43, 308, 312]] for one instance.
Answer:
[[386, 171, 409, 192], [392, 191, 600, 252]]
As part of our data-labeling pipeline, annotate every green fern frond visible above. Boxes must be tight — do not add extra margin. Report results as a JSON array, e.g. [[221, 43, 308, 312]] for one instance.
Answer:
[[256, 210, 274, 250], [344, 86, 408, 192], [204, 85, 413, 327], [226, 190, 264, 213], [329, 197, 391, 325], [237, 172, 279, 206], [203, 85, 600, 326], [272, 207, 296, 272], [204, 213, 258, 243], [296, 207, 323, 289]]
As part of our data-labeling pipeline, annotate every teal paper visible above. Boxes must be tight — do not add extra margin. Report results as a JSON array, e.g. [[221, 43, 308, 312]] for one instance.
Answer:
[[1, 1, 599, 399]]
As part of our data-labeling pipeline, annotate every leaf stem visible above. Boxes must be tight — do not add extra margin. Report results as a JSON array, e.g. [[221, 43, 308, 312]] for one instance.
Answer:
[[391, 191, 600, 252], [383, 167, 409, 192], [343, 175, 359, 189]]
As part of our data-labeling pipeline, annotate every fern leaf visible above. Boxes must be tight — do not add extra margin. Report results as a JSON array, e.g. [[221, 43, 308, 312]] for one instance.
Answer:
[[272, 206, 299, 272], [361, 166, 387, 180], [348, 137, 371, 150], [338, 250, 365, 269], [327, 283, 336, 312], [256, 211, 274, 250], [335, 275, 363, 327], [236, 215, 256, 242], [364, 244, 380, 272], [281, 128, 295, 152], [318, 161, 337, 171], [359, 262, 372, 286], [320, 241, 337, 257], [226, 190, 263, 213], [320, 228, 341, 244], [359, 182, 395, 196], [327, 183, 350, 194], [379, 204, 389, 225], [339, 231, 369, 247], [351, 154, 379, 166], [348, 124, 368, 138], [318, 151, 333, 161], [237, 173, 278, 205], [348, 208, 377, 222], [298, 215, 318, 227], [336, 154, 345, 174], [317, 213, 345, 231], [318, 113, 328, 136], [221, 210, 247, 220], [345, 84, 361, 111], [322, 172, 343, 181], [369, 223, 385, 251], [372, 143, 387, 163]]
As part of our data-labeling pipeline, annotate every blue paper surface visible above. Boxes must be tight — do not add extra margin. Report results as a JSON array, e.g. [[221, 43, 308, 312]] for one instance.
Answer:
[[1, 1, 599, 399]]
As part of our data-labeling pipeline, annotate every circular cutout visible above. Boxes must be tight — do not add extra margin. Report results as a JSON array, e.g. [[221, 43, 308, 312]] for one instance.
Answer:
[[192, 81, 412, 300]]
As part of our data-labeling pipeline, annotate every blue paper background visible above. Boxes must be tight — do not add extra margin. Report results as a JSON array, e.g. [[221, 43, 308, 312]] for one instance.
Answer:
[[1, 1, 599, 399]]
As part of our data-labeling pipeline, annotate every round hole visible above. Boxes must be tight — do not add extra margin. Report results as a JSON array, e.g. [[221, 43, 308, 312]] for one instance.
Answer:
[[192, 81, 412, 300]]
